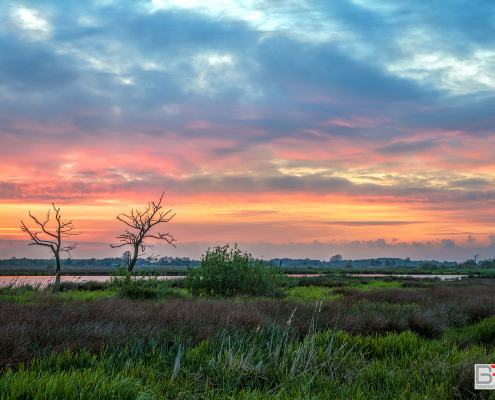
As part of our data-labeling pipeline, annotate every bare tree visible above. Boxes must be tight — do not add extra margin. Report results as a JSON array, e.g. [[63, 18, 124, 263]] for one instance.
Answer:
[[121, 250, 132, 267], [20, 204, 78, 293], [111, 193, 176, 271], [474, 253, 480, 264]]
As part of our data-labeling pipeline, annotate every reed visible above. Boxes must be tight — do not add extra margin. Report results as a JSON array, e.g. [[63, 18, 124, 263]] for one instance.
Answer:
[[1, 319, 494, 399], [2, 278, 495, 398]]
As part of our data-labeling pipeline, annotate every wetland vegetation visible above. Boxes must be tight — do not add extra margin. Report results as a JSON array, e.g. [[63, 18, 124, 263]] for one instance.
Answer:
[[1, 263, 495, 399]]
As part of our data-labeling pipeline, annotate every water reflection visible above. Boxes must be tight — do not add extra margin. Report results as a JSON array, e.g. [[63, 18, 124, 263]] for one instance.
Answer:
[[0, 273, 466, 288], [0, 275, 178, 288]]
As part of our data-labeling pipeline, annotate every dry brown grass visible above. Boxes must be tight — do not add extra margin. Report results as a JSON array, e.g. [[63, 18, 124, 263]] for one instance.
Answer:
[[2, 280, 495, 370]]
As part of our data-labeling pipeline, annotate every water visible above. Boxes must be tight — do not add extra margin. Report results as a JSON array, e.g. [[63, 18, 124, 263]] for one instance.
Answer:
[[349, 274, 466, 281], [0, 275, 179, 288], [0, 273, 466, 288]]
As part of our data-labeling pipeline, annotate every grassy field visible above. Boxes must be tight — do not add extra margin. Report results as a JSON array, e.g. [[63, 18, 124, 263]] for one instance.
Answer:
[[1, 276, 495, 399]]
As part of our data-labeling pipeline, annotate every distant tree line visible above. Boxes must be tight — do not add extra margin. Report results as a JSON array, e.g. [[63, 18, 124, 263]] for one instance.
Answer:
[[270, 257, 459, 269], [0, 256, 199, 268], [7, 255, 494, 269]]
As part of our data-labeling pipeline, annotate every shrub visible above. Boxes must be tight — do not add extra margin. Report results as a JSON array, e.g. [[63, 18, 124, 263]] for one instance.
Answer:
[[82, 281, 107, 291], [119, 285, 157, 300], [58, 281, 79, 292], [184, 244, 292, 298], [164, 277, 183, 288], [57, 280, 107, 292], [108, 265, 154, 300], [107, 265, 184, 301], [400, 281, 426, 288]]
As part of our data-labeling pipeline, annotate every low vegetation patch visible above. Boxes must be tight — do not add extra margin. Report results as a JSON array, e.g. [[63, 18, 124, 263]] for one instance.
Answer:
[[58, 281, 107, 292]]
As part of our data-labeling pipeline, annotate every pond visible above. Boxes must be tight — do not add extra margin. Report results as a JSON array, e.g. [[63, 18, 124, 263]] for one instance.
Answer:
[[0, 275, 179, 288], [0, 273, 467, 287], [349, 274, 467, 281]]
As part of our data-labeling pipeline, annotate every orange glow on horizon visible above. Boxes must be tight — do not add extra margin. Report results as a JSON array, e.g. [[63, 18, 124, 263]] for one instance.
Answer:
[[2, 191, 494, 250]]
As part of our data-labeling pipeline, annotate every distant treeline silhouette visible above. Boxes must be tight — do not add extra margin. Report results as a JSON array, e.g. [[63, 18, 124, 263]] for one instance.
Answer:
[[0, 256, 199, 268], [0, 256, 463, 268], [271, 257, 459, 268]]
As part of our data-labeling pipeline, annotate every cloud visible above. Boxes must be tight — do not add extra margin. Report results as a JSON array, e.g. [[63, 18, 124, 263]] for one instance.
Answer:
[[1, 236, 491, 262], [1, 0, 495, 260], [378, 139, 439, 154], [467, 235, 476, 245], [3, 168, 495, 205], [450, 178, 491, 189], [321, 221, 422, 226], [441, 239, 456, 248], [0, 182, 22, 199]]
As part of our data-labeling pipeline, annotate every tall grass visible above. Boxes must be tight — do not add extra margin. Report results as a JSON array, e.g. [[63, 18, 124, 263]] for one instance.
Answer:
[[3, 282, 495, 371], [2, 321, 494, 399], [3, 279, 495, 398]]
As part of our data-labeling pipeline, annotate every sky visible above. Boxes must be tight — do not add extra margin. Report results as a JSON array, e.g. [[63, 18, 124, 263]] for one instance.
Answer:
[[1, 0, 495, 262]]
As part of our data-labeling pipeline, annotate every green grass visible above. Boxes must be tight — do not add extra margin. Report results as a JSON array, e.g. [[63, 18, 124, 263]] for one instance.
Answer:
[[2, 322, 495, 399], [445, 316, 495, 348], [349, 280, 402, 291], [288, 286, 343, 302], [0, 291, 47, 305], [0, 287, 115, 304], [58, 290, 116, 301], [287, 280, 402, 302]]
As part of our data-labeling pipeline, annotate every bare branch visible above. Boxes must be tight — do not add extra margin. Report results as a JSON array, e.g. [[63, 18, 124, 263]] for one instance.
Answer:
[[20, 204, 78, 284], [20, 221, 57, 247], [111, 193, 176, 271], [60, 243, 77, 257], [110, 243, 130, 249], [115, 213, 139, 228], [26, 240, 54, 249], [146, 232, 177, 247]]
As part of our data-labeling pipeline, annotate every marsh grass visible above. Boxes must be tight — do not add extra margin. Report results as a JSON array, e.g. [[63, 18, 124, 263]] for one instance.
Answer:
[[2, 281, 495, 368], [2, 321, 495, 399], [445, 316, 495, 348], [288, 286, 343, 302], [2, 278, 495, 398], [286, 279, 404, 302], [57, 280, 107, 292], [0, 278, 43, 295]]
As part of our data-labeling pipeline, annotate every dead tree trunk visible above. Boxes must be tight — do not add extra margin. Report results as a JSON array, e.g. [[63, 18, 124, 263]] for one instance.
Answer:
[[20, 204, 78, 294], [129, 244, 140, 272], [53, 251, 62, 293]]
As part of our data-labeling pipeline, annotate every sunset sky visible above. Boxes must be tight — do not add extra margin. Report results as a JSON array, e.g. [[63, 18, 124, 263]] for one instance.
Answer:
[[1, 0, 495, 261]]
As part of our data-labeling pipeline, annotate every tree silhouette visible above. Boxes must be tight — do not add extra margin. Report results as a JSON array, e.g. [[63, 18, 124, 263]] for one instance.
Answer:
[[20, 204, 78, 293], [111, 193, 176, 271], [473, 253, 480, 264], [121, 250, 132, 267]]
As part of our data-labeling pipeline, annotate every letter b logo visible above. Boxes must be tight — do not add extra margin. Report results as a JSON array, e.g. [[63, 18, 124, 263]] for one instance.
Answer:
[[476, 365, 492, 384]]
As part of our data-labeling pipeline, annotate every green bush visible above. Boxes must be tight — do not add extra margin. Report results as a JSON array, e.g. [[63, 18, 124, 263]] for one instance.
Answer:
[[107, 265, 135, 291], [119, 285, 157, 300], [82, 281, 107, 291], [400, 280, 426, 289], [184, 244, 292, 298], [57, 281, 107, 292], [108, 265, 185, 301]]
